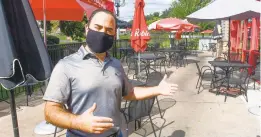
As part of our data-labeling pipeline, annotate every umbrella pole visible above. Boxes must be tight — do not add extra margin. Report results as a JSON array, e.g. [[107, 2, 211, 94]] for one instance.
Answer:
[[9, 90, 20, 137], [228, 18, 231, 62], [43, 0, 47, 46], [138, 52, 141, 78], [43, 0, 49, 87]]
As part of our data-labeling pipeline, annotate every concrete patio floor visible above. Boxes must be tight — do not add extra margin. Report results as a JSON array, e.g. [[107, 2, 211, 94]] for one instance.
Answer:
[[0, 52, 260, 137]]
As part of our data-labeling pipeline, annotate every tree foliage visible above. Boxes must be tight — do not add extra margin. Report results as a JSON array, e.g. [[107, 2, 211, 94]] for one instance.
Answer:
[[168, 0, 215, 31], [59, 16, 88, 42], [40, 21, 53, 32], [129, 0, 215, 31]]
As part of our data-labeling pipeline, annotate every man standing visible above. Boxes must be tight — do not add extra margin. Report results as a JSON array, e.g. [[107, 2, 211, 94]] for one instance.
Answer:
[[43, 9, 178, 137]]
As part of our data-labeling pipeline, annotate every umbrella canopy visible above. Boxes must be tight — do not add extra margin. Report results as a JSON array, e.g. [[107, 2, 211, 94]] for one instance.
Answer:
[[131, 0, 150, 52], [0, 0, 53, 136], [187, 0, 261, 21], [182, 19, 199, 32], [148, 20, 160, 30], [29, 0, 114, 21], [201, 29, 213, 34], [148, 18, 197, 32], [0, 0, 52, 89], [156, 18, 194, 31], [76, 0, 114, 19]]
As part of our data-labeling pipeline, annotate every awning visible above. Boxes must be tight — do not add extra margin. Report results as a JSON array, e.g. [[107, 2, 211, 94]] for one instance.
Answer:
[[187, 0, 261, 22]]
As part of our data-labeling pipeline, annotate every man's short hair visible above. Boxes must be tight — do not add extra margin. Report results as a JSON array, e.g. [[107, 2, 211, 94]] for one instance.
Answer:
[[88, 9, 117, 28]]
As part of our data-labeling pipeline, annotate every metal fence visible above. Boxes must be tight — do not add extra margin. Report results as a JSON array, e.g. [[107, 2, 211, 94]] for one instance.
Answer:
[[0, 38, 199, 101], [0, 40, 127, 101]]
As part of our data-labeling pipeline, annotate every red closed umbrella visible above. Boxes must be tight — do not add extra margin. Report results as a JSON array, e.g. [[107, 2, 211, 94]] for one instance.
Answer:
[[248, 17, 260, 74], [241, 20, 248, 62], [130, 0, 150, 75], [230, 20, 240, 52], [131, 0, 150, 52], [250, 17, 260, 51]]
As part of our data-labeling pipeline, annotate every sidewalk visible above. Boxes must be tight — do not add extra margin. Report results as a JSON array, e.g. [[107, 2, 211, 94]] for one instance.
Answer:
[[0, 52, 259, 137]]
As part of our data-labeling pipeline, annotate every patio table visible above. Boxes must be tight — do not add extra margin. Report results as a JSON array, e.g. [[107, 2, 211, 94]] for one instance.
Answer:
[[208, 61, 251, 102], [118, 47, 134, 60], [158, 49, 184, 67], [132, 54, 165, 77]]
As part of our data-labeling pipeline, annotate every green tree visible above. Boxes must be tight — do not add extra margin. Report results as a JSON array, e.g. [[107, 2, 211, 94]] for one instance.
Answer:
[[59, 16, 88, 42], [146, 16, 160, 25], [40, 21, 53, 32], [161, 8, 171, 18], [168, 0, 215, 30], [153, 12, 160, 17]]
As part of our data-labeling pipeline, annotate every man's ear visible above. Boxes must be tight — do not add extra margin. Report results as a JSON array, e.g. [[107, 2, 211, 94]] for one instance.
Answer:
[[85, 24, 89, 36]]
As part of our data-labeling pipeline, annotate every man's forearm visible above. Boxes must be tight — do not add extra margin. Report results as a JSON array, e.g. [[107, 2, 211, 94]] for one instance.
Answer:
[[123, 86, 160, 100], [44, 102, 79, 130]]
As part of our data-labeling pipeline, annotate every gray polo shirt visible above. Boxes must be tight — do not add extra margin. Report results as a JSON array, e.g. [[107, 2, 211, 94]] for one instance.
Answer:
[[43, 46, 133, 137]]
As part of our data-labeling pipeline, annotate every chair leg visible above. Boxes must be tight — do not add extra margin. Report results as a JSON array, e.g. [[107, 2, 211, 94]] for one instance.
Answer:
[[163, 61, 167, 74], [149, 115, 157, 137], [53, 126, 57, 137], [224, 93, 227, 102], [26, 94, 29, 106], [156, 97, 163, 118], [160, 62, 162, 73], [198, 77, 203, 94], [126, 124, 129, 137], [134, 120, 137, 131], [196, 76, 201, 89], [244, 85, 249, 102], [26, 86, 30, 106]]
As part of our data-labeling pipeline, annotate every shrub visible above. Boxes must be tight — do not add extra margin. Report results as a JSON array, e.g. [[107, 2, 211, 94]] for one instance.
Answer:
[[47, 35, 60, 45]]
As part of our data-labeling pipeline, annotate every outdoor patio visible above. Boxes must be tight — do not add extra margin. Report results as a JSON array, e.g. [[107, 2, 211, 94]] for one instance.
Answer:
[[0, 51, 259, 137]]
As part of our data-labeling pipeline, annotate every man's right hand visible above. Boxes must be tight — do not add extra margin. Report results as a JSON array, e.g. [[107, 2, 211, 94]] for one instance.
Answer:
[[73, 103, 114, 134]]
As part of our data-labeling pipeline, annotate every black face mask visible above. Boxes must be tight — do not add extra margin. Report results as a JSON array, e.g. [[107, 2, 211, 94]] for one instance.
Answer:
[[86, 29, 114, 53]]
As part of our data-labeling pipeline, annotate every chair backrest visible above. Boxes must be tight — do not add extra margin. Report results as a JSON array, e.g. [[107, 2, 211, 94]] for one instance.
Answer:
[[127, 97, 156, 123], [214, 57, 227, 61], [235, 69, 251, 83]]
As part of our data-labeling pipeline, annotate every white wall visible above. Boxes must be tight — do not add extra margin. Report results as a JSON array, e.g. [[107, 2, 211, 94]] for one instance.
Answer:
[[199, 38, 217, 51]]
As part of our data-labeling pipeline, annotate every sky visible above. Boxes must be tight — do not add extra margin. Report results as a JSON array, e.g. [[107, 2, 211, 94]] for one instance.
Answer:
[[117, 0, 173, 21]]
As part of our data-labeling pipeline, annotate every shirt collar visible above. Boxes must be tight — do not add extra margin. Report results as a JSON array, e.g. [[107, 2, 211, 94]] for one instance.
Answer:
[[78, 45, 111, 60]]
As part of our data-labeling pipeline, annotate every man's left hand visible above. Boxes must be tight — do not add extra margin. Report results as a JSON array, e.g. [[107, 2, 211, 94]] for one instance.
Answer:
[[157, 75, 178, 96]]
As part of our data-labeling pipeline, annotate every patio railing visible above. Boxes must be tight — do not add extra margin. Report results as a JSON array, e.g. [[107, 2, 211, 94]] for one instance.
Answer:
[[0, 40, 128, 101], [0, 38, 199, 101]]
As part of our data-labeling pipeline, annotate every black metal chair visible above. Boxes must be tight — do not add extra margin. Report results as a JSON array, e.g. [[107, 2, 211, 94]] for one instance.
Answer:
[[126, 54, 148, 82], [153, 51, 167, 74], [201, 43, 208, 51], [121, 97, 157, 137], [19, 82, 45, 106], [251, 63, 260, 90], [223, 69, 251, 102], [195, 62, 215, 94]]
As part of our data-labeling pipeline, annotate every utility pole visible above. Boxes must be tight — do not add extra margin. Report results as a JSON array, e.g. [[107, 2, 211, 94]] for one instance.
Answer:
[[114, 0, 125, 40]]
